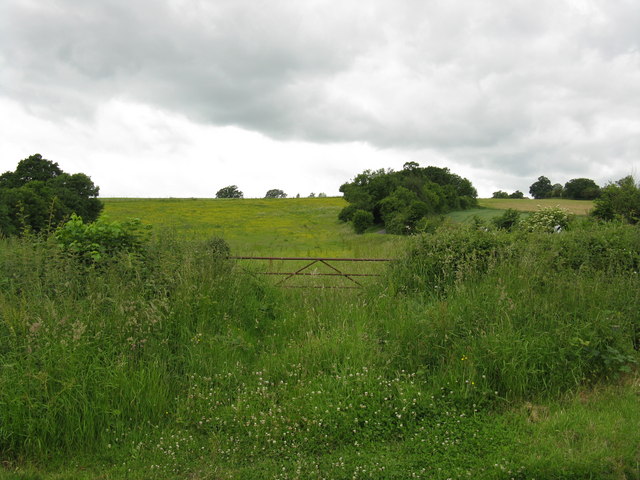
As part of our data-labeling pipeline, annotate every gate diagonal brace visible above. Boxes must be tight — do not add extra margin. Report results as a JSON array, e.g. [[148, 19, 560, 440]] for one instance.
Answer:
[[318, 259, 362, 286], [275, 259, 320, 286]]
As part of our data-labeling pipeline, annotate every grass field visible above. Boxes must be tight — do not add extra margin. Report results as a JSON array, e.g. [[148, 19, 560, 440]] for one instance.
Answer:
[[102, 197, 595, 256], [101, 197, 403, 258], [478, 198, 595, 215], [2, 197, 637, 480]]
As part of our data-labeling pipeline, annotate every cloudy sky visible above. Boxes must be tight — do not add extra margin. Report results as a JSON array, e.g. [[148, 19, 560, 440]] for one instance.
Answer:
[[1, 0, 638, 198]]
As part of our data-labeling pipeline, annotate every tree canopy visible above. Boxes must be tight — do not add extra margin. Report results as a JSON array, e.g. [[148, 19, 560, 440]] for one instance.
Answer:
[[529, 176, 553, 199], [0, 154, 102, 236], [563, 178, 600, 200], [492, 190, 524, 199], [265, 189, 287, 198], [216, 185, 243, 199], [591, 176, 640, 223], [338, 162, 477, 234]]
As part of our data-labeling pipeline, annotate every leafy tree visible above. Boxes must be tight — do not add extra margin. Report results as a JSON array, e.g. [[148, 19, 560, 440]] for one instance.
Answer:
[[265, 189, 287, 198], [338, 163, 477, 234], [564, 178, 600, 200], [549, 183, 564, 198], [0, 154, 102, 236], [317, 192, 327, 198], [509, 190, 524, 199], [216, 185, 243, 199], [591, 176, 640, 223], [492, 191, 510, 199], [529, 176, 553, 199]]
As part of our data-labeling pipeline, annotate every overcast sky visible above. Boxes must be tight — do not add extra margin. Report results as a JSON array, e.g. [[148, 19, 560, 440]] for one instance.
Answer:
[[1, 0, 638, 198]]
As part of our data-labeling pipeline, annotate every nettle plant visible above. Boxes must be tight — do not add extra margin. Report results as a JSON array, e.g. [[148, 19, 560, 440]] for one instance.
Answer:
[[520, 206, 572, 233], [55, 214, 150, 265]]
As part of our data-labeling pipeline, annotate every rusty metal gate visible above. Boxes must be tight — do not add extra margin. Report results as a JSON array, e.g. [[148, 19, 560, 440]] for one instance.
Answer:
[[229, 256, 394, 289]]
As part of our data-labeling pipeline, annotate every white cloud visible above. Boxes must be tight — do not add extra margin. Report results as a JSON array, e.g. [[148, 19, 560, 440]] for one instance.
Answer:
[[1, 0, 639, 197]]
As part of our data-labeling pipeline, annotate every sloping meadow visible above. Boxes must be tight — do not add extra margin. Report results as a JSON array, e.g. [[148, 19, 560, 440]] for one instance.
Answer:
[[0, 220, 638, 478]]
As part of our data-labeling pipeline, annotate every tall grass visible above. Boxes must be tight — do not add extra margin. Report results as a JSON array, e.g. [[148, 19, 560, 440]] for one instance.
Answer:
[[0, 220, 638, 478]]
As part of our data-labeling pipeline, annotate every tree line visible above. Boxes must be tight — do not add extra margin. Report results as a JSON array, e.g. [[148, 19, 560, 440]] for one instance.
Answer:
[[2, 154, 638, 238], [493, 176, 603, 200]]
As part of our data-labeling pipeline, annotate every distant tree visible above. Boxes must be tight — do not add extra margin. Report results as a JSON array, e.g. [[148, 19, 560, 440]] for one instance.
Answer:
[[492, 191, 510, 199], [591, 176, 640, 223], [338, 163, 477, 234], [509, 190, 524, 199], [308, 193, 316, 198], [0, 154, 102, 236], [265, 189, 287, 198], [216, 185, 243, 199], [317, 192, 327, 198], [529, 176, 553, 199], [549, 183, 564, 198], [564, 178, 600, 200], [295, 193, 300, 198]]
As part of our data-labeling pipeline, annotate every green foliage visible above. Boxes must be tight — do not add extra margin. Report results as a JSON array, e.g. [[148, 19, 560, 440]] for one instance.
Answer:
[[351, 209, 374, 234], [591, 175, 640, 223], [202, 235, 231, 257], [1, 212, 639, 479], [264, 189, 287, 198], [549, 221, 640, 273], [491, 190, 509, 199], [390, 226, 512, 294], [492, 208, 521, 230], [549, 183, 564, 198], [529, 175, 553, 199], [564, 177, 601, 200], [55, 214, 149, 265], [339, 163, 477, 234], [0, 154, 102, 236], [509, 190, 524, 199], [519, 205, 572, 232], [216, 185, 243, 198]]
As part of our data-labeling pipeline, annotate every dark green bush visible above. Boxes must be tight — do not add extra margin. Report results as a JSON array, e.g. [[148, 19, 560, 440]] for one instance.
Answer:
[[352, 209, 374, 234], [492, 208, 521, 230], [337, 203, 358, 223], [592, 175, 640, 223]]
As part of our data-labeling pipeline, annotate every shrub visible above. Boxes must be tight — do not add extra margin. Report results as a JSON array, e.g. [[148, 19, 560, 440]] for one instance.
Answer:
[[337, 203, 358, 223], [519, 206, 572, 233], [390, 225, 512, 295], [591, 175, 640, 223], [55, 214, 149, 265], [352, 209, 374, 234], [203, 236, 231, 257], [492, 208, 520, 230]]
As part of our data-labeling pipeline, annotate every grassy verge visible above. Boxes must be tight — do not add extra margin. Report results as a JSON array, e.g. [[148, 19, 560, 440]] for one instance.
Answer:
[[1, 217, 638, 479]]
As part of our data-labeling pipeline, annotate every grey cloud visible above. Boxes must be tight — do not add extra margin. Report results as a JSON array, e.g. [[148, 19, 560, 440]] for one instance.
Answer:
[[2, 0, 639, 187]]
